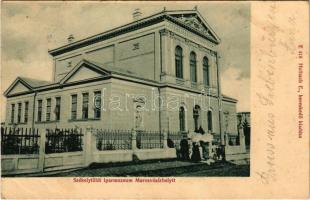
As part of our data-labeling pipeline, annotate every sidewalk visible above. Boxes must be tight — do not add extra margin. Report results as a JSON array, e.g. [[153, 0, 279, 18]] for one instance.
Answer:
[[226, 151, 250, 165], [7, 159, 249, 177], [6, 157, 250, 177]]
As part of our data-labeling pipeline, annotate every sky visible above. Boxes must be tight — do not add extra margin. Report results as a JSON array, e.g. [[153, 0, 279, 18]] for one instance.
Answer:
[[1, 2, 250, 121]]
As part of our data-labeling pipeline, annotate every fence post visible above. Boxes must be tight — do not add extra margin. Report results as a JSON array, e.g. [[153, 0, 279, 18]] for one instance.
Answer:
[[38, 129, 46, 173], [84, 127, 93, 167], [131, 129, 137, 150], [163, 130, 168, 149]]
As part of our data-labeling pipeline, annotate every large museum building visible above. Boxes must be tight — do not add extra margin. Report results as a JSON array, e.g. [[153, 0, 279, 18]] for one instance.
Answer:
[[4, 8, 240, 147]]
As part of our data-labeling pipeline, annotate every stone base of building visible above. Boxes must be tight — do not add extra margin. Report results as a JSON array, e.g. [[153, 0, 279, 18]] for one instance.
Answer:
[[133, 148, 177, 161]]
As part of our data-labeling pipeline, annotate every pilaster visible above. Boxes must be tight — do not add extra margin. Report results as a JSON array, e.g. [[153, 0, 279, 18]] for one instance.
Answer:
[[159, 29, 170, 80]]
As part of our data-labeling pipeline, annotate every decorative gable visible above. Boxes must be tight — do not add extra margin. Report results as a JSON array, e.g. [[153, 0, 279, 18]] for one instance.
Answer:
[[65, 66, 105, 83], [181, 16, 208, 32], [169, 12, 220, 43], [60, 59, 110, 84], [10, 82, 30, 94], [4, 79, 33, 97]]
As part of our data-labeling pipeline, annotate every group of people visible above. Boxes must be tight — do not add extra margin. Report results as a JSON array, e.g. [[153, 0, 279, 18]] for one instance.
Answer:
[[178, 127, 223, 163]]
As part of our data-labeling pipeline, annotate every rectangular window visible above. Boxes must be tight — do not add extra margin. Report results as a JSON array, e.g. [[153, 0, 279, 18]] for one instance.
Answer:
[[24, 102, 29, 123], [82, 93, 89, 119], [55, 97, 61, 121], [190, 53, 197, 83], [203, 57, 210, 86], [37, 100, 42, 122], [207, 111, 213, 131], [71, 95, 77, 120], [46, 98, 51, 121], [203, 70, 209, 86], [175, 46, 183, 79], [17, 103, 22, 123], [11, 104, 15, 123], [94, 91, 101, 119], [176, 59, 183, 79], [190, 65, 197, 82]]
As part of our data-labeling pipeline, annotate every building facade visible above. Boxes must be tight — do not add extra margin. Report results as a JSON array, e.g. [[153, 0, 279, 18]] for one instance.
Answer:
[[4, 8, 240, 147]]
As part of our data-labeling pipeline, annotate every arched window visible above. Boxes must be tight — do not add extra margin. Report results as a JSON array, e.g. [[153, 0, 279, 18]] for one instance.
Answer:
[[207, 110, 213, 132], [175, 46, 183, 79], [179, 107, 185, 131], [193, 105, 201, 131], [203, 57, 210, 86], [190, 52, 197, 83]]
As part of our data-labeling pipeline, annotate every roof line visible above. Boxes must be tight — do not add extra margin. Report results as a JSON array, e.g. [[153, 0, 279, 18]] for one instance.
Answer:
[[3, 77, 33, 97], [59, 59, 111, 84], [222, 95, 238, 103], [48, 10, 166, 56], [48, 9, 219, 56], [5, 62, 237, 102]]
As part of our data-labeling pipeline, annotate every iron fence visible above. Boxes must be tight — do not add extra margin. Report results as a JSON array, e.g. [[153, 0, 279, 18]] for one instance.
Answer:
[[96, 129, 132, 150], [136, 130, 163, 149], [167, 131, 186, 149], [45, 128, 83, 154], [215, 133, 240, 146], [1, 127, 40, 155]]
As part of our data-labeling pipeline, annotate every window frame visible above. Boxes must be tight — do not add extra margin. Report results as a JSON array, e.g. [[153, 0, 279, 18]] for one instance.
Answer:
[[24, 101, 29, 123], [55, 97, 61, 121], [94, 91, 101, 119], [175, 46, 183, 79], [82, 93, 89, 119], [46, 98, 51, 122], [203, 56, 210, 86], [17, 102, 22, 123], [190, 51, 197, 83], [10, 104, 15, 123], [207, 110, 213, 132], [37, 100, 43, 122], [71, 94, 78, 120], [193, 105, 201, 131]]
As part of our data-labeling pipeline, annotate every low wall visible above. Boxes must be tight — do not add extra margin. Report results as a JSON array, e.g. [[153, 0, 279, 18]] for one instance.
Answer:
[[44, 151, 84, 172], [134, 148, 177, 161], [92, 150, 134, 163], [225, 145, 246, 155], [91, 148, 177, 164], [2, 148, 178, 175], [2, 152, 85, 175], [2, 128, 180, 175], [2, 154, 41, 175]]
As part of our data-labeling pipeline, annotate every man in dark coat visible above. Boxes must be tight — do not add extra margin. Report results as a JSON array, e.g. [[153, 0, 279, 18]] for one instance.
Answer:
[[180, 139, 190, 160], [191, 142, 201, 162]]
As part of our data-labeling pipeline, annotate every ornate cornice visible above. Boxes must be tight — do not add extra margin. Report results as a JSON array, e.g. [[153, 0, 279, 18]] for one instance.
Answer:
[[49, 10, 219, 57], [159, 28, 170, 36], [165, 29, 217, 56], [49, 15, 165, 56]]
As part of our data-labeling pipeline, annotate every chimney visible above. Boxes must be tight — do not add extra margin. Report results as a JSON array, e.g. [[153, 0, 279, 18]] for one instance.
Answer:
[[67, 34, 75, 43], [133, 8, 142, 21]]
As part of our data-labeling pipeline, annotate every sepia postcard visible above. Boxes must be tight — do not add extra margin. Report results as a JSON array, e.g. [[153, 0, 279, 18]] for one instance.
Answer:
[[0, 1, 309, 199]]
